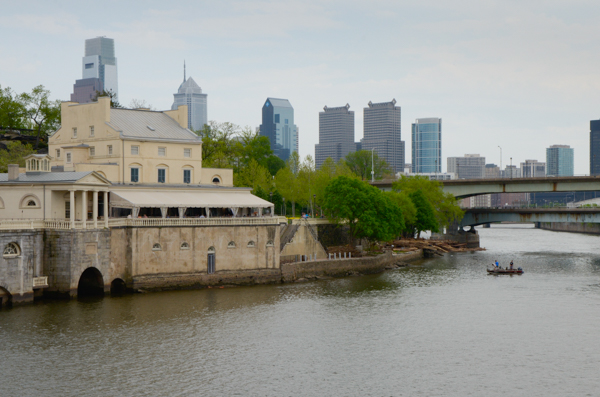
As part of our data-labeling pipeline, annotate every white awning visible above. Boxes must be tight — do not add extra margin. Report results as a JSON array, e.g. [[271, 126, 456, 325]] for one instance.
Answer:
[[110, 189, 273, 208]]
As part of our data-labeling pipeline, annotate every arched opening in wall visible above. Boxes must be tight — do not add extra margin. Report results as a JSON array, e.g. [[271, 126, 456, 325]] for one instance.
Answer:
[[207, 246, 216, 274], [77, 267, 104, 298], [0, 287, 12, 308], [110, 278, 127, 296]]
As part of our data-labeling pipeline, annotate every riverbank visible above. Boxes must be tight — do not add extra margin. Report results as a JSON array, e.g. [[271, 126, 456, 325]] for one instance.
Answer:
[[537, 221, 600, 235]]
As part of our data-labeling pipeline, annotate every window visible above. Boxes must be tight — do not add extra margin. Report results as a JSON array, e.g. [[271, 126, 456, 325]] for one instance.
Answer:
[[158, 169, 166, 183], [65, 201, 70, 219], [180, 242, 190, 250], [3, 242, 20, 258], [228, 241, 236, 249], [285, 119, 289, 125], [85, 63, 94, 69], [131, 146, 139, 155], [274, 114, 280, 123], [212, 177, 221, 184], [247, 241, 256, 248], [152, 243, 162, 251], [66, 153, 72, 163], [56, 149, 60, 158], [107, 145, 113, 155], [90, 146, 95, 156], [131, 168, 139, 183], [158, 147, 166, 156], [184, 148, 191, 158], [90, 126, 94, 137], [266, 240, 274, 247], [72, 128, 77, 138], [207, 247, 216, 274], [183, 169, 191, 184], [27, 200, 36, 207]]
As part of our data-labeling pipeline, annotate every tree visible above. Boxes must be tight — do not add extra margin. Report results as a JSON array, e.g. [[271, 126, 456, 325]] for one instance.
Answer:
[[94, 90, 122, 108], [234, 158, 273, 193], [0, 141, 35, 172], [20, 85, 61, 149], [408, 190, 439, 237], [344, 150, 392, 180], [392, 175, 463, 230], [198, 121, 240, 168], [0, 85, 28, 131], [129, 99, 154, 110], [322, 176, 404, 245], [385, 191, 417, 237]]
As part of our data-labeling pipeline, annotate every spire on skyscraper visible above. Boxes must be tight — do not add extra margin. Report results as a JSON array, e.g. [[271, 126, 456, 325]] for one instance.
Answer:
[[184, 60, 186, 83]]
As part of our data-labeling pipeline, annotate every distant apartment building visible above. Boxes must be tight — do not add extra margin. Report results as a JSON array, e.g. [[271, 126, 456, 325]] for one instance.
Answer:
[[485, 164, 500, 178], [546, 145, 574, 176], [360, 99, 405, 173], [521, 159, 546, 177], [315, 104, 355, 169], [172, 64, 208, 131], [591, 120, 600, 175], [259, 98, 298, 162], [70, 37, 118, 104], [411, 118, 441, 173], [447, 154, 485, 179], [503, 165, 520, 178]]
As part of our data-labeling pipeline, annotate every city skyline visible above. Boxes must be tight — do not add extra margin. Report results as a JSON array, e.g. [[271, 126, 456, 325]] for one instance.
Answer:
[[1, 2, 599, 173]]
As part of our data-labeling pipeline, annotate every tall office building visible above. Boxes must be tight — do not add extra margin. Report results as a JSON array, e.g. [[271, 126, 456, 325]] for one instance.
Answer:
[[485, 164, 500, 178], [411, 118, 441, 173], [81, 37, 118, 100], [447, 154, 485, 179], [590, 120, 600, 175], [259, 98, 298, 162], [546, 145, 574, 176], [172, 63, 208, 131], [361, 99, 404, 173], [315, 104, 355, 168], [70, 78, 103, 104], [521, 159, 546, 177]]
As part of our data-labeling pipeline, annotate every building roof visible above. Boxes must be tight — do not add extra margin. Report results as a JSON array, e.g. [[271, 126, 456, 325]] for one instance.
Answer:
[[266, 98, 293, 108], [108, 108, 201, 142], [177, 77, 202, 93], [110, 189, 273, 208], [0, 171, 96, 183]]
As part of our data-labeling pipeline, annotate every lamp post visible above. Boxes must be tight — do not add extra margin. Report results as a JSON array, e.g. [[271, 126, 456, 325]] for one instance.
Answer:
[[371, 148, 375, 182], [498, 146, 502, 177], [282, 197, 285, 217], [510, 157, 512, 179]]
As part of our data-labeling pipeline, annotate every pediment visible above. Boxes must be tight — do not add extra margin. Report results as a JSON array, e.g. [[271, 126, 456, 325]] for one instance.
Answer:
[[75, 172, 111, 186]]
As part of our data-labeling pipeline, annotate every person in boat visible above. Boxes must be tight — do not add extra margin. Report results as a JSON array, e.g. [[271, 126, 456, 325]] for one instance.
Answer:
[[510, 261, 514, 270], [494, 260, 499, 268]]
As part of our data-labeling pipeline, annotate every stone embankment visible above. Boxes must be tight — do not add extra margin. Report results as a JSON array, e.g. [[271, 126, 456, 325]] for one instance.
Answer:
[[536, 222, 600, 235]]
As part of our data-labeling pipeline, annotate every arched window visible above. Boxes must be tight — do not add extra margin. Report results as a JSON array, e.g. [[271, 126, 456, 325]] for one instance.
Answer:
[[247, 241, 256, 248], [266, 240, 274, 247], [228, 241, 236, 249], [180, 242, 190, 250], [27, 200, 36, 206], [152, 243, 162, 251], [19, 195, 40, 209], [3, 242, 20, 257], [207, 247, 216, 274], [212, 176, 221, 184]]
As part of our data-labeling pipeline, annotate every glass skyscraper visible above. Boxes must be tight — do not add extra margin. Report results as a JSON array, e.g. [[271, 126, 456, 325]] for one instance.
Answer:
[[81, 37, 118, 100], [591, 120, 600, 175], [546, 145, 574, 176], [412, 118, 441, 173], [172, 64, 208, 131], [360, 99, 404, 173], [315, 104, 355, 169], [259, 98, 298, 162]]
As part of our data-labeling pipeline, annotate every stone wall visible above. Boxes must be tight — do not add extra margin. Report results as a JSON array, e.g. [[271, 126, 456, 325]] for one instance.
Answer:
[[0, 230, 43, 304], [537, 222, 600, 235], [280, 224, 328, 260], [281, 250, 423, 283]]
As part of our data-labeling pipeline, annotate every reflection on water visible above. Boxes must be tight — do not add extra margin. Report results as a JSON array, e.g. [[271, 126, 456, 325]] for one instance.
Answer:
[[1, 224, 600, 396]]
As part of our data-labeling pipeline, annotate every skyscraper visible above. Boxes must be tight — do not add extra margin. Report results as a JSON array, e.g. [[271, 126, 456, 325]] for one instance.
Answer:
[[360, 99, 404, 173], [81, 37, 118, 100], [315, 104, 355, 168], [259, 98, 298, 162], [591, 120, 600, 175], [447, 154, 485, 179], [172, 63, 208, 131], [411, 118, 441, 173], [521, 159, 546, 177], [546, 145, 574, 176]]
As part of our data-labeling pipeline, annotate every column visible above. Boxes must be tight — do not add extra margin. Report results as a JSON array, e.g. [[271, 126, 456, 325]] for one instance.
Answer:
[[93, 190, 98, 229], [205, 207, 210, 218], [81, 190, 88, 229], [104, 191, 109, 228], [69, 190, 75, 229], [178, 207, 186, 218]]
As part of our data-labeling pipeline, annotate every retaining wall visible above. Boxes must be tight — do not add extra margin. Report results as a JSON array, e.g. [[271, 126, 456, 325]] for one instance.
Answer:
[[537, 222, 600, 235]]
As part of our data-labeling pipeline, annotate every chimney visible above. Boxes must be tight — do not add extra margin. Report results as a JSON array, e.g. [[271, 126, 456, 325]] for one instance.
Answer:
[[8, 164, 19, 181]]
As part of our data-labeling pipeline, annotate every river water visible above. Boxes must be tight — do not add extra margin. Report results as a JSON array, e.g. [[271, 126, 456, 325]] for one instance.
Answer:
[[1, 224, 600, 396]]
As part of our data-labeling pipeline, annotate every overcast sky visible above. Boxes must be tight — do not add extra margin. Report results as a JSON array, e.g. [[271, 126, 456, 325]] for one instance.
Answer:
[[2, 0, 599, 173]]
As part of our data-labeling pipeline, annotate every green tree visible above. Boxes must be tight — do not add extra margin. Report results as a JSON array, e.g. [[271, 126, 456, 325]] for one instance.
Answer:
[[322, 176, 404, 245], [94, 90, 122, 108], [20, 85, 61, 149], [0, 141, 35, 172], [392, 175, 463, 230], [265, 155, 285, 177], [0, 85, 28, 131], [344, 150, 392, 180], [234, 158, 273, 193], [385, 191, 417, 237], [198, 121, 240, 168], [312, 157, 358, 213], [408, 190, 439, 237]]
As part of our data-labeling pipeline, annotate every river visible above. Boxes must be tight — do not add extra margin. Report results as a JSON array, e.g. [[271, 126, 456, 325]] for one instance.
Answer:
[[1, 224, 600, 396]]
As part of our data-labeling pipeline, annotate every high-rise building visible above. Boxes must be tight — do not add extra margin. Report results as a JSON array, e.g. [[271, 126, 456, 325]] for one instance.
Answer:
[[546, 145, 574, 176], [70, 78, 103, 104], [81, 37, 118, 100], [172, 63, 208, 131], [590, 120, 600, 175], [361, 99, 404, 173], [259, 98, 298, 162], [315, 104, 355, 168], [447, 154, 485, 179], [503, 165, 520, 178], [521, 159, 546, 177], [411, 118, 441, 173], [485, 163, 500, 178]]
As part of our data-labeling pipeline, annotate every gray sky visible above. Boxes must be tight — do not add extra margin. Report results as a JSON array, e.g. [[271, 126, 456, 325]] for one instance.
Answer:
[[1, 0, 599, 173]]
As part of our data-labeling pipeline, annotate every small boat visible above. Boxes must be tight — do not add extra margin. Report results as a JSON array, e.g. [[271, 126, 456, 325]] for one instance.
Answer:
[[487, 267, 524, 275]]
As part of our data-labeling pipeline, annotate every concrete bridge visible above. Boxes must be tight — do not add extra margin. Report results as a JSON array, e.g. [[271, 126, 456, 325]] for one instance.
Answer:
[[372, 176, 600, 199], [461, 208, 600, 227]]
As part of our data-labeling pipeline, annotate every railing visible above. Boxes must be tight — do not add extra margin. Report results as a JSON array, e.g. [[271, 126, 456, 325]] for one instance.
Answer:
[[0, 216, 282, 231]]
